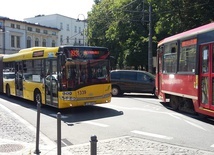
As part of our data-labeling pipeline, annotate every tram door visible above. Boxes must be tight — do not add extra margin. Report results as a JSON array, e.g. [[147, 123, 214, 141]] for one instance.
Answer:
[[199, 44, 214, 110]]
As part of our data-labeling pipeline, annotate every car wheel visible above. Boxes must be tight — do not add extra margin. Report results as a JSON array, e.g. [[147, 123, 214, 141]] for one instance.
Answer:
[[152, 88, 157, 98], [112, 86, 121, 96]]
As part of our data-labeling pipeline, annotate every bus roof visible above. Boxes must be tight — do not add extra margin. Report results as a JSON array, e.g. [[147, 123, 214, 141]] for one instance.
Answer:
[[158, 22, 214, 47], [3, 47, 59, 62]]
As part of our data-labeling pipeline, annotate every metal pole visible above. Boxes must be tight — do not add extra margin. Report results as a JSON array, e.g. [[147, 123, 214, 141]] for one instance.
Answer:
[[34, 102, 41, 155], [148, 3, 153, 73], [90, 135, 98, 155], [57, 112, 61, 155]]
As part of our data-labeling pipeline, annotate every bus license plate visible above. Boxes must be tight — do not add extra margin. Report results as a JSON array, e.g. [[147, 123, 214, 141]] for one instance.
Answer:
[[85, 102, 95, 106]]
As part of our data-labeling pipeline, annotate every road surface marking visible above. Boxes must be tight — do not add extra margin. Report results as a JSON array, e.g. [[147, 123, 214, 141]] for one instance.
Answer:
[[168, 113, 182, 120], [211, 144, 214, 147], [131, 130, 173, 140], [184, 120, 207, 131], [83, 121, 109, 127]]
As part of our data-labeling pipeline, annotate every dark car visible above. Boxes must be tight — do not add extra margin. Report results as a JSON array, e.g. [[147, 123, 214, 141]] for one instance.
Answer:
[[110, 70, 155, 96]]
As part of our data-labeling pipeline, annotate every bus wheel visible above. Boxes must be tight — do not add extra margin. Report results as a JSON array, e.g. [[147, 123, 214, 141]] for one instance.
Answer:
[[34, 90, 42, 105], [6, 85, 10, 97], [169, 96, 179, 111], [112, 86, 121, 96]]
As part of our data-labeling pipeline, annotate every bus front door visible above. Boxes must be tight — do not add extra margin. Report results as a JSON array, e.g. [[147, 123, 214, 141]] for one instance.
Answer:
[[45, 59, 58, 107], [199, 44, 214, 110]]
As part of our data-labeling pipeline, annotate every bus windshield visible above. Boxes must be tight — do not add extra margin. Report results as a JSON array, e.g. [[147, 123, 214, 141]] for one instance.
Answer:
[[62, 59, 109, 90], [59, 46, 110, 90]]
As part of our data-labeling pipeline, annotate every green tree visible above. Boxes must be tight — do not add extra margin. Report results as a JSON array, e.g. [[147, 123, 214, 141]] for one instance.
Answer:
[[87, 0, 214, 71]]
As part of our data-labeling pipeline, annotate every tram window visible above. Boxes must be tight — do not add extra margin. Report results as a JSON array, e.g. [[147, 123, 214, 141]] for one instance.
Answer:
[[202, 46, 209, 73], [179, 44, 196, 73], [163, 43, 177, 73]]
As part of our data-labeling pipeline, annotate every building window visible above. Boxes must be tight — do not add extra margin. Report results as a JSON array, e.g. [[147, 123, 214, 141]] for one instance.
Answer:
[[27, 27, 32, 31], [52, 31, 56, 35], [43, 30, 48, 34], [75, 38, 77, 44], [60, 23, 63, 30], [0, 22, 3, 29], [35, 38, 39, 46], [79, 39, 81, 45], [60, 35, 63, 44], [67, 24, 70, 31], [16, 25, 20, 29], [11, 23, 15, 28], [11, 35, 15, 47], [66, 36, 69, 44], [42, 39, 46, 47], [27, 36, 31, 48], [16, 36, 20, 48], [75, 26, 77, 33], [52, 40, 56, 47], [36, 28, 40, 33]]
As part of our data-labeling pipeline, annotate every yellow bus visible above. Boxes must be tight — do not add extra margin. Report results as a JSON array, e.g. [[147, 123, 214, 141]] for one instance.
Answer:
[[0, 46, 111, 108]]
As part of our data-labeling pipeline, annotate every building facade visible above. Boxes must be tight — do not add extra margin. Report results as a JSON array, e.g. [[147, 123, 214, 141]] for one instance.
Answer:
[[0, 16, 59, 54], [0, 13, 87, 55], [25, 14, 87, 46]]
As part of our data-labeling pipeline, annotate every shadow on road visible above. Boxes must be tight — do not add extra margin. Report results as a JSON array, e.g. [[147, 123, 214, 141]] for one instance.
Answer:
[[0, 94, 123, 124], [160, 101, 214, 125]]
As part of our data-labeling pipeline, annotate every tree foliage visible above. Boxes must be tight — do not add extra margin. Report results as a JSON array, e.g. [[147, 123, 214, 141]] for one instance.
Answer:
[[87, 0, 214, 71]]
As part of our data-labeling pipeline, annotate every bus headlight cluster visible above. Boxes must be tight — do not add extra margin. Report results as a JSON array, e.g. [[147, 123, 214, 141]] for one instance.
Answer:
[[61, 96, 76, 101]]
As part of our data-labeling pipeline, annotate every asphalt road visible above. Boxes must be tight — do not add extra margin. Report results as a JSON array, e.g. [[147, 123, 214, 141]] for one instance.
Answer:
[[1, 93, 214, 153]]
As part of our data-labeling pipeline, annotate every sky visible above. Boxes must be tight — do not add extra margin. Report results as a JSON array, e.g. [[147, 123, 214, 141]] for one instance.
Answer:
[[1, 0, 95, 21]]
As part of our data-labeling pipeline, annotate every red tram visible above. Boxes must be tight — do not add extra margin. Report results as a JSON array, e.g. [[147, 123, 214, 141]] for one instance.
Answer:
[[156, 22, 214, 117]]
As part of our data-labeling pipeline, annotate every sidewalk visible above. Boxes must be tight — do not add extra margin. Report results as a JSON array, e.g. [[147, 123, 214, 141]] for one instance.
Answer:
[[0, 101, 213, 155]]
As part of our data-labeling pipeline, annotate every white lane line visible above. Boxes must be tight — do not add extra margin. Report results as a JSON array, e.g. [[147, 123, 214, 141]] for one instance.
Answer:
[[83, 121, 109, 127], [184, 120, 207, 131], [168, 113, 182, 120], [131, 130, 173, 140]]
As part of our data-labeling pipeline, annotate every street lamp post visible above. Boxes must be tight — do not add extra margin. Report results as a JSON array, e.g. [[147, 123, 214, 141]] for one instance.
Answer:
[[77, 14, 86, 46]]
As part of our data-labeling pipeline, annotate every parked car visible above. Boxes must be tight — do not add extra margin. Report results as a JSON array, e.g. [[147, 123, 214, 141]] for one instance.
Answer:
[[110, 70, 155, 96]]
